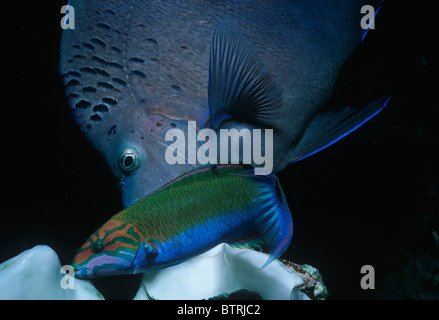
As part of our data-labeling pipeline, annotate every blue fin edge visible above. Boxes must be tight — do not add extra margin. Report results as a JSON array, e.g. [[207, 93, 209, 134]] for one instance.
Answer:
[[291, 97, 391, 163]]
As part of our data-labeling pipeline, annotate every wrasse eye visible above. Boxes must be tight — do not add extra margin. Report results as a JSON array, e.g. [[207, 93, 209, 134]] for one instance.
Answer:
[[117, 146, 142, 173], [92, 242, 104, 254]]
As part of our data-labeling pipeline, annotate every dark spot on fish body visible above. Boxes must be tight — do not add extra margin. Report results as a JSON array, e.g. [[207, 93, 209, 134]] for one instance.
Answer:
[[105, 9, 116, 15], [94, 68, 110, 77], [67, 93, 79, 99], [146, 38, 158, 44], [97, 82, 114, 89], [67, 71, 81, 77], [131, 70, 147, 78], [90, 38, 106, 48], [92, 56, 108, 65], [82, 86, 97, 93], [82, 42, 95, 50], [111, 46, 122, 54], [90, 114, 102, 121], [102, 97, 117, 105], [75, 100, 91, 109], [65, 79, 79, 87], [72, 44, 80, 50], [73, 55, 86, 60], [180, 45, 188, 50], [149, 58, 159, 62], [80, 67, 96, 75], [107, 124, 117, 135], [112, 78, 127, 86], [171, 85, 182, 91], [93, 104, 109, 113], [128, 57, 145, 63], [170, 123, 176, 127], [96, 22, 111, 30], [108, 62, 124, 70]]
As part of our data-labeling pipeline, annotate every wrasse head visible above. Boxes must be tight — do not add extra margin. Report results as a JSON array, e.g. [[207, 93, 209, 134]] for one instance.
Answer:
[[71, 219, 143, 278]]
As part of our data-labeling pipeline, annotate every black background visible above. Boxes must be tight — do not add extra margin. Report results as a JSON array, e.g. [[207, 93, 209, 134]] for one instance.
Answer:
[[0, 1, 436, 300]]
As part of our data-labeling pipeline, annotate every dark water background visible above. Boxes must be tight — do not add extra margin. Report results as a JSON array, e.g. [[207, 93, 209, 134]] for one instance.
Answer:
[[1, 1, 436, 299]]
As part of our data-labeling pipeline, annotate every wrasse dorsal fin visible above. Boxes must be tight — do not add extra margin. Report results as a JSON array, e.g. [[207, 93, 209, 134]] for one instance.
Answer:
[[289, 97, 391, 163], [208, 19, 282, 128]]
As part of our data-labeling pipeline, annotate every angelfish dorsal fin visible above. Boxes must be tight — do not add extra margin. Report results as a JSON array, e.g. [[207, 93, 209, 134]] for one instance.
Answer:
[[208, 19, 282, 128]]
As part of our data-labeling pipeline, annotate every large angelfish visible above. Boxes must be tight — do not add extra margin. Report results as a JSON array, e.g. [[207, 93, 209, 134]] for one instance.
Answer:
[[60, 0, 387, 207]]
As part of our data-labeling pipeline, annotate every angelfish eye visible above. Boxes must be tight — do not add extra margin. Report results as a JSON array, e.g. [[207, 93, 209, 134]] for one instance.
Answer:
[[92, 242, 104, 254], [117, 146, 142, 173]]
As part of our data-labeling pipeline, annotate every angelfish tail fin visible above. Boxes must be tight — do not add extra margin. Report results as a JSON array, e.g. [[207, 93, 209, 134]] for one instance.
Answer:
[[289, 97, 391, 163]]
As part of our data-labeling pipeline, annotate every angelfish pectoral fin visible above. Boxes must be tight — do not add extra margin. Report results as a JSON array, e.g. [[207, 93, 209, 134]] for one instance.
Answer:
[[289, 97, 391, 163], [208, 19, 283, 129]]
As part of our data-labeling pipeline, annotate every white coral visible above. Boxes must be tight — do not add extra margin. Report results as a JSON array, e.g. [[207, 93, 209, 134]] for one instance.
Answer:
[[0, 244, 326, 300], [0, 245, 103, 300]]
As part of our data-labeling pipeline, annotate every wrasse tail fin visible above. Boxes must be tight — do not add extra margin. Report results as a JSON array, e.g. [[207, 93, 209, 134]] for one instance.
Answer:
[[208, 19, 282, 129], [228, 171, 293, 269], [289, 97, 391, 163]]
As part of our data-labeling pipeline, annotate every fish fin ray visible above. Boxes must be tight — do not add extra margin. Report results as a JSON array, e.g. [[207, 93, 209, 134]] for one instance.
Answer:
[[228, 172, 293, 269], [289, 97, 391, 163], [208, 19, 282, 128]]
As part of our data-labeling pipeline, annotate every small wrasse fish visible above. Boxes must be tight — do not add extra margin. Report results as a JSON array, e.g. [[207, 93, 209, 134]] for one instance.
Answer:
[[72, 165, 293, 278]]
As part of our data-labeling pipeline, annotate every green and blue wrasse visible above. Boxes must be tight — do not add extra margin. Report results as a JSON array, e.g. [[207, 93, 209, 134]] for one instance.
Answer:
[[72, 165, 293, 278]]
